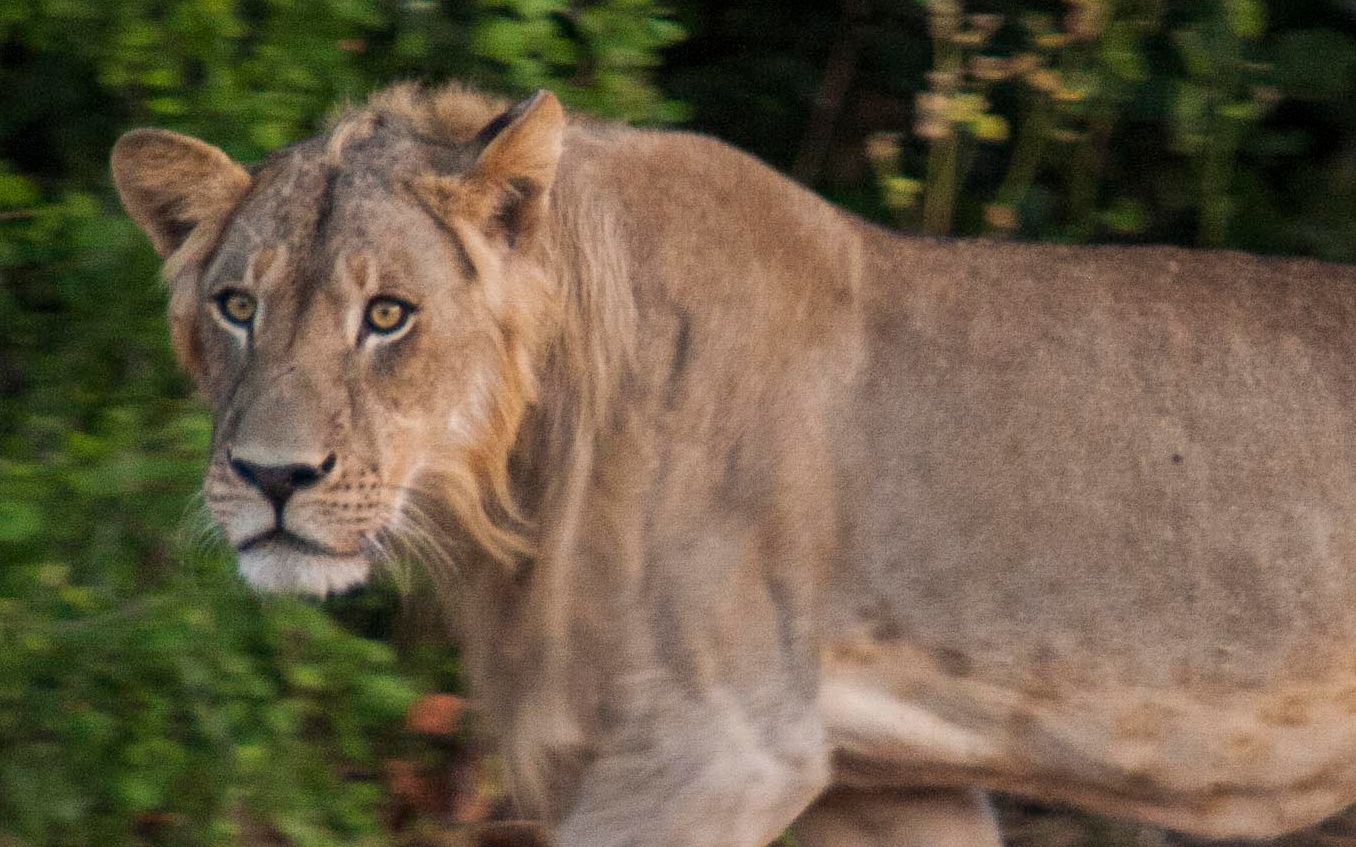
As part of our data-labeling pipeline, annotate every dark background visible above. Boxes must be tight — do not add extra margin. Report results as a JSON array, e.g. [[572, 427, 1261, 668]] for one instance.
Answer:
[[4, 1, 1356, 844]]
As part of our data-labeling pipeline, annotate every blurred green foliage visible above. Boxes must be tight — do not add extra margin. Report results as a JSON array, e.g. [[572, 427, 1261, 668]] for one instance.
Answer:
[[1, 558, 416, 847], [3, 0, 1356, 845], [474, 0, 687, 121]]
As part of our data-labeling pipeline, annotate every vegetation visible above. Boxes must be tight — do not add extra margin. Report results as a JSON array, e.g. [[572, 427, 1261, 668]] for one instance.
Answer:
[[2, 0, 1355, 845], [864, 0, 1356, 254]]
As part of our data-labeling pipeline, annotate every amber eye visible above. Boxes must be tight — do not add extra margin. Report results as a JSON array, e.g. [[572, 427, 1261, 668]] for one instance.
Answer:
[[216, 290, 257, 327], [365, 297, 413, 335]]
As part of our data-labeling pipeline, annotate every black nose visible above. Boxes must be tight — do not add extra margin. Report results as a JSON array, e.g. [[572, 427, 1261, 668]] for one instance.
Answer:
[[229, 451, 336, 509]]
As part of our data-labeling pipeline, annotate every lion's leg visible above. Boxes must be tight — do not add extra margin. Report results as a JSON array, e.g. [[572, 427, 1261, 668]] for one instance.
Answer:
[[552, 711, 830, 847], [791, 787, 1003, 847]]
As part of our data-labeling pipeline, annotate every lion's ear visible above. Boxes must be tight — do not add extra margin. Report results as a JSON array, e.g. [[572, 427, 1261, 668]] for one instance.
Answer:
[[412, 90, 565, 248], [111, 129, 251, 258]]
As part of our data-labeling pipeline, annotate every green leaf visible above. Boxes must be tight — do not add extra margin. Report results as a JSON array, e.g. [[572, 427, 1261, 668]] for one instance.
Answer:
[[115, 775, 163, 812], [1275, 29, 1356, 101], [1224, 0, 1266, 40], [0, 173, 39, 208], [1095, 197, 1149, 234], [1218, 100, 1262, 123], [971, 113, 1010, 143], [473, 17, 529, 63], [1171, 81, 1209, 152], [0, 500, 43, 543], [1101, 21, 1148, 83], [1173, 28, 1214, 79]]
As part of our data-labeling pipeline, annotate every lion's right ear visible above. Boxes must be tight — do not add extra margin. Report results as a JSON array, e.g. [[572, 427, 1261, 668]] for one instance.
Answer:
[[409, 91, 565, 249], [111, 129, 251, 258]]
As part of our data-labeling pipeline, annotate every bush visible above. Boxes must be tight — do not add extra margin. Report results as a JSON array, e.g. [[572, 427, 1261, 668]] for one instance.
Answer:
[[861, 0, 1356, 258], [0, 558, 418, 847]]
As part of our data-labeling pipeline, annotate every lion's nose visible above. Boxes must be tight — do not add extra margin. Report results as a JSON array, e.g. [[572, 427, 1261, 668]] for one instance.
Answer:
[[228, 450, 337, 509]]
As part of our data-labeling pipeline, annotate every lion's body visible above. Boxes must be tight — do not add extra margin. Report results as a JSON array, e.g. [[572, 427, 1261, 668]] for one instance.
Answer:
[[113, 84, 1356, 845], [830, 238, 1356, 835]]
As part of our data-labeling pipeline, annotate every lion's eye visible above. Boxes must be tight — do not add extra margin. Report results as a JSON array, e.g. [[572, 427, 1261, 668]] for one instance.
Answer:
[[365, 298, 413, 335], [216, 290, 257, 327]]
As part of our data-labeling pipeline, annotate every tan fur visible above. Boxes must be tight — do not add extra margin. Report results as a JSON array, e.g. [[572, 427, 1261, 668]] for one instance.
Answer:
[[113, 83, 1356, 845], [793, 788, 1002, 847]]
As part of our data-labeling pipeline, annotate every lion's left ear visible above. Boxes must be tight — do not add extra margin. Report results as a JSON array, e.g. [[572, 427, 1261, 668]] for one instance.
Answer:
[[412, 90, 565, 248], [111, 129, 252, 258]]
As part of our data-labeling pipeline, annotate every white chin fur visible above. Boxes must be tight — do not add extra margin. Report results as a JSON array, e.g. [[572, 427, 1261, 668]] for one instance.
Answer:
[[237, 546, 371, 596]]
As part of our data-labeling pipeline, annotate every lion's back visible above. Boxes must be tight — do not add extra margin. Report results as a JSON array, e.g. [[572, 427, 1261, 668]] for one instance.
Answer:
[[833, 237, 1356, 685]]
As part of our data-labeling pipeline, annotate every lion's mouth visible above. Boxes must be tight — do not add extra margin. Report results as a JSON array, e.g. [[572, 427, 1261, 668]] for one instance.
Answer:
[[234, 528, 372, 596], [238, 527, 357, 559]]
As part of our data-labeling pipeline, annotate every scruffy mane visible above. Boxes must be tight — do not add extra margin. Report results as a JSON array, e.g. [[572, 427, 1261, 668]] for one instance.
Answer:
[[171, 79, 634, 589], [346, 84, 640, 815], [313, 83, 638, 586], [493, 189, 640, 815], [363, 81, 512, 145]]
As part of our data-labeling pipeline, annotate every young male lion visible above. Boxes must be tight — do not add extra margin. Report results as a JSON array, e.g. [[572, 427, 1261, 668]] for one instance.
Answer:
[[113, 83, 1356, 846]]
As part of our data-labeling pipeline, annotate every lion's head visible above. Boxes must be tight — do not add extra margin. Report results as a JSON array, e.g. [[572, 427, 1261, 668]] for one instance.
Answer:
[[111, 86, 568, 595]]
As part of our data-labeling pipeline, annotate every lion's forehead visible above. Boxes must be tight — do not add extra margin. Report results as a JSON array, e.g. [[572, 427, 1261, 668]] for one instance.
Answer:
[[205, 117, 481, 296], [207, 197, 423, 303], [237, 119, 475, 230]]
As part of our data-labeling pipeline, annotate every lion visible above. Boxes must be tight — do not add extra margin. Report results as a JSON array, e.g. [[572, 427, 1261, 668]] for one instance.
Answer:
[[112, 81, 1356, 846]]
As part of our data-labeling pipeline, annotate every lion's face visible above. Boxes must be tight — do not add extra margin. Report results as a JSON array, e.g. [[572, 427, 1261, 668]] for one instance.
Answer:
[[112, 90, 564, 594], [192, 202, 481, 593]]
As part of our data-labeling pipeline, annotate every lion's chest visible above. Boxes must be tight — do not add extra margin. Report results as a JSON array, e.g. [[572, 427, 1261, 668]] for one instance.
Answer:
[[820, 638, 1356, 839]]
